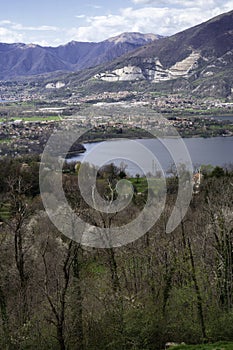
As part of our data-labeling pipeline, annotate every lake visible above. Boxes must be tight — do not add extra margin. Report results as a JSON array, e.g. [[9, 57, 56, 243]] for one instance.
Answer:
[[68, 136, 233, 176], [0, 99, 14, 103], [205, 115, 233, 121]]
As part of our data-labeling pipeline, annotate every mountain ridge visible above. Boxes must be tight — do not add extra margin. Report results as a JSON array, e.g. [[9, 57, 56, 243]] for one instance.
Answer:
[[0, 33, 160, 79], [89, 10, 233, 97]]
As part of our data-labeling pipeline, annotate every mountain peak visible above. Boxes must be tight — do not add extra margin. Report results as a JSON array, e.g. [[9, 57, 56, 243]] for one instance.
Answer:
[[105, 32, 162, 44]]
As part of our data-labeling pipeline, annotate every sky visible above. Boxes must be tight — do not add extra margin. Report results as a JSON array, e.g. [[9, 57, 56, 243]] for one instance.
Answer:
[[0, 0, 232, 46]]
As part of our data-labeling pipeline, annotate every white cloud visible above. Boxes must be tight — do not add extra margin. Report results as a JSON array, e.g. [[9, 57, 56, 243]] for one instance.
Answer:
[[69, 13, 129, 42], [11, 23, 59, 31], [0, 27, 23, 43], [0, 20, 60, 45], [68, 3, 233, 42], [0, 20, 12, 25], [0, 20, 58, 32], [0, 0, 232, 45], [76, 15, 86, 19], [131, 0, 154, 4]]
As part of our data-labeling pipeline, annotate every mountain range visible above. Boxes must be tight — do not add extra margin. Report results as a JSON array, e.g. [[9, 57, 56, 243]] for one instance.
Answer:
[[1, 10, 233, 98], [0, 33, 161, 79]]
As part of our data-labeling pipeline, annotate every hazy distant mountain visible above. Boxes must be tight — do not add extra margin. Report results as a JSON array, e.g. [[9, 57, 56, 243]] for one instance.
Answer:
[[90, 10, 233, 97], [0, 43, 68, 79], [0, 33, 160, 79]]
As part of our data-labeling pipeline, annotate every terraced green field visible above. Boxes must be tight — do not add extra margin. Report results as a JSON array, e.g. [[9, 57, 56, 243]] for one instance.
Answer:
[[171, 342, 233, 350], [0, 115, 61, 122], [0, 203, 11, 220]]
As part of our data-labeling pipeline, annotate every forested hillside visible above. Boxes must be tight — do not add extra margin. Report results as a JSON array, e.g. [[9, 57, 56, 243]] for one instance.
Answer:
[[0, 157, 232, 349]]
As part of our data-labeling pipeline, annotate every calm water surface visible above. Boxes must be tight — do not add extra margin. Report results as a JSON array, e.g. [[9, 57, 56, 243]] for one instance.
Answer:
[[205, 115, 233, 121], [70, 136, 233, 175]]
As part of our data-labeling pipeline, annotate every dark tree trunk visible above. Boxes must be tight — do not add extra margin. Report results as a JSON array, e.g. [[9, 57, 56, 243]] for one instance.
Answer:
[[72, 245, 84, 350]]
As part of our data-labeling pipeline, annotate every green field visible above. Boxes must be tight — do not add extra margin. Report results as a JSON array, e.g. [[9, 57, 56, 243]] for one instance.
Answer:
[[171, 342, 233, 350], [0, 203, 11, 220], [0, 115, 62, 122], [129, 177, 164, 194], [0, 138, 11, 144]]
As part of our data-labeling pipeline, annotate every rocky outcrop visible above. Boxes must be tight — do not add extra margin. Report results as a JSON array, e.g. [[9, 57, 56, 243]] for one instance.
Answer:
[[169, 51, 200, 77], [45, 81, 65, 89], [94, 51, 201, 83], [94, 66, 145, 82]]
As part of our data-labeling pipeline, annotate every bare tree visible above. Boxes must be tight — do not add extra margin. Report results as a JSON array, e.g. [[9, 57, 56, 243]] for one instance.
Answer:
[[4, 176, 34, 325], [42, 237, 73, 350]]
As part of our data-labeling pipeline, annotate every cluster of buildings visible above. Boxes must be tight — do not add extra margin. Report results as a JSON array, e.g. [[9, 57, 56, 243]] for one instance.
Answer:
[[0, 109, 232, 159], [0, 120, 58, 157], [0, 80, 44, 102]]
